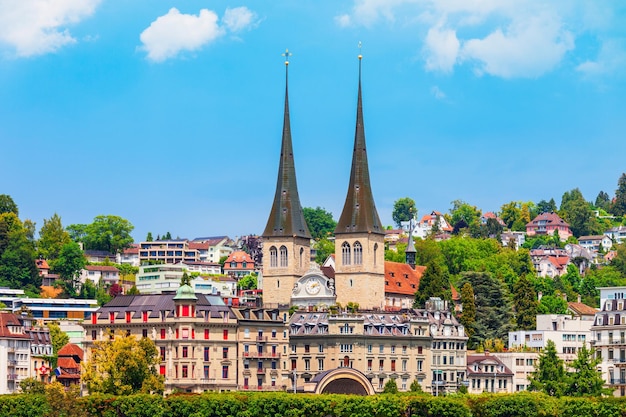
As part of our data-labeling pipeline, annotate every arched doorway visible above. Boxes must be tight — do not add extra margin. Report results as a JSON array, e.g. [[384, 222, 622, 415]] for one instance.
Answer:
[[311, 368, 376, 395]]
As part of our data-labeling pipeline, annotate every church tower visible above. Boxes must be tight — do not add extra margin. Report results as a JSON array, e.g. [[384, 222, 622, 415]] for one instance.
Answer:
[[261, 52, 312, 307], [333, 52, 385, 310]]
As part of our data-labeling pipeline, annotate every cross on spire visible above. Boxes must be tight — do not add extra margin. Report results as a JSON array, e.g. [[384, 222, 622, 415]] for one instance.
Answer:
[[282, 48, 292, 65]]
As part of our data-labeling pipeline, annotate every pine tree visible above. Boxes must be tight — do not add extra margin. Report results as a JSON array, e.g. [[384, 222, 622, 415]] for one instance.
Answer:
[[566, 345, 611, 397], [612, 173, 626, 216], [459, 282, 476, 341], [528, 340, 568, 397], [513, 275, 538, 330]]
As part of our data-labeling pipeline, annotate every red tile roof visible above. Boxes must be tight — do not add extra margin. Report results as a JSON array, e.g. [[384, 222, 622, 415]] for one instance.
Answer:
[[384, 261, 425, 296], [548, 256, 569, 270], [35, 259, 50, 269], [85, 265, 119, 272], [567, 302, 598, 316], [189, 242, 209, 250], [58, 343, 84, 360], [0, 313, 30, 339], [224, 251, 254, 263], [527, 212, 570, 228]]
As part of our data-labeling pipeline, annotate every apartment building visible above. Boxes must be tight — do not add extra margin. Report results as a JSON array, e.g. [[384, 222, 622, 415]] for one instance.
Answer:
[[0, 312, 31, 394], [466, 353, 514, 394]]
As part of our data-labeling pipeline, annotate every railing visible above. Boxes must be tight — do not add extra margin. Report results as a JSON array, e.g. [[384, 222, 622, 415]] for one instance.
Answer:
[[243, 352, 281, 359], [610, 378, 626, 384], [238, 385, 283, 392], [256, 336, 268, 342], [7, 374, 18, 381], [256, 368, 266, 374]]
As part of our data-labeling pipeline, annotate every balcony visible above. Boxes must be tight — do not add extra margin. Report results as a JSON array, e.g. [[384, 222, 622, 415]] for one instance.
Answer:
[[243, 352, 281, 359], [256, 336, 268, 342], [610, 378, 626, 385], [256, 368, 266, 375], [7, 374, 18, 381]]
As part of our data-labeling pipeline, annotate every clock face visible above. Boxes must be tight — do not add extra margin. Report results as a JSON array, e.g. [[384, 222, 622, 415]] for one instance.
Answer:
[[305, 278, 321, 295]]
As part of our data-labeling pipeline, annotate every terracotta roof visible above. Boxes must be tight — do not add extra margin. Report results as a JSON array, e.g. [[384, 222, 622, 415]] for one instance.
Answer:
[[188, 242, 209, 250], [547, 256, 569, 270], [35, 259, 50, 269], [58, 343, 84, 360], [451, 285, 460, 301], [122, 245, 139, 254], [57, 357, 79, 369], [85, 265, 119, 272], [527, 212, 570, 228], [0, 313, 30, 339], [384, 261, 425, 296], [567, 302, 598, 316], [578, 235, 607, 241], [225, 251, 254, 263]]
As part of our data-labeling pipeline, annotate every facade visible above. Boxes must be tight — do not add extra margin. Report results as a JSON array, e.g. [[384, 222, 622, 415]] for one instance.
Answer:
[[24, 319, 53, 383], [0, 312, 31, 394], [402, 211, 453, 239], [591, 286, 626, 396], [136, 264, 185, 294], [466, 353, 514, 394], [493, 351, 539, 392], [526, 212, 572, 241], [578, 235, 613, 253], [55, 343, 83, 388], [180, 261, 222, 275], [191, 237, 234, 264], [138, 240, 198, 265], [116, 244, 140, 266], [81, 265, 120, 287], [605, 226, 626, 245], [384, 262, 425, 311], [12, 297, 98, 322], [82, 290, 288, 393], [223, 251, 256, 278]]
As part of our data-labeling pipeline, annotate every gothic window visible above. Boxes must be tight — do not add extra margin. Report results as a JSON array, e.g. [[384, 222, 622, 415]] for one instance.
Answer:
[[299, 247, 304, 268], [373, 243, 378, 266], [342, 242, 351, 265], [280, 246, 288, 267], [270, 246, 277, 268], [353, 241, 362, 265]]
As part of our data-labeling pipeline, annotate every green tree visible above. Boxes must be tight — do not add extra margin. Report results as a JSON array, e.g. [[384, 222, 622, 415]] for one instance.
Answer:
[[302, 207, 337, 239], [146, 232, 153, 242], [500, 201, 522, 230], [51, 241, 86, 297], [538, 294, 568, 314], [38, 213, 71, 260], [0, 194, 18, 216], [414, 260, 450, 308], [513, 275, 538, 330], [409, 379, 423, 392], [459, 282, 476, 341], [382, 378, 398, 393], [537, 198, 557, 215], [70, 215, 134, 255], [392, 197, 416, 228], [314, 237, 335, 264], [0, 212, 40, 292], [82, 331, 164, 395], [595, 191, 611, 211], [459, 271, 513, 347], [611, 173, 626, 216], [19, 377, 46, 394], [559, 188, 597, 237], [566, 345, 611, 397], [78, 279, 97, 299], [126, 285, 140, 295], [449, 200, 481, 234], [47, 321, 70, 368], [238, 273, 258, 290], [528, 340, 568, 396]]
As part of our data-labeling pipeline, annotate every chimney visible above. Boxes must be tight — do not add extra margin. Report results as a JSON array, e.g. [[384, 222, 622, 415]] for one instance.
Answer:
[[538, 291, 543, 302], [577, 294, 581, 303]]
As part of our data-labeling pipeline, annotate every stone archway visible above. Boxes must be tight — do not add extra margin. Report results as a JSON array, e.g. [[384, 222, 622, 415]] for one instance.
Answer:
[[313, 368, 376, 395]]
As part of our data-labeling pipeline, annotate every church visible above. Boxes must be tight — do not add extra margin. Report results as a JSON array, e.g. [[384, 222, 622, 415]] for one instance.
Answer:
[[260, 53, 468, 394]]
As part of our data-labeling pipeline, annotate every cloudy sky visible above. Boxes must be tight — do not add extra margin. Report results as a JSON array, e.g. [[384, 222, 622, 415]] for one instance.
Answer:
[[1, 0, 625, 241]]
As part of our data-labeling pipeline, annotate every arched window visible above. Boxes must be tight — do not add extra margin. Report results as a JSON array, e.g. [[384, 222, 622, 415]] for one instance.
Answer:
[[280, 246, 288, 267], [343, 356, 350, 367], [342, 242, 351, 265], [353, 241, 362, 265], [269, 246, 278, 268]]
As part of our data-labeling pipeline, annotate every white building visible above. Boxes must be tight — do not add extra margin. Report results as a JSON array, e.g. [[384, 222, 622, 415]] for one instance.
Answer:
[[492, 351, 539, 392], [136, 263, 235, 297], [605, 226, 626, 245], [80, 265, 120, 287], [0, 312, 31, 394]]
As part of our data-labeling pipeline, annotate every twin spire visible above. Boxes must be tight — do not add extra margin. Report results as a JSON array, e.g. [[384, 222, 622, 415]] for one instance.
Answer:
[[263, 48, 382, 239]]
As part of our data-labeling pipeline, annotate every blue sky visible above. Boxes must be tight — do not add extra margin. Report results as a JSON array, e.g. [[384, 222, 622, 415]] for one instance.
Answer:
[[1, 1, 625, 242]]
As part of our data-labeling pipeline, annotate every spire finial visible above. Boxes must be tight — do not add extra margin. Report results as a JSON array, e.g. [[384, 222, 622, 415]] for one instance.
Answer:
[[282, 48, 292, 66], [358, 41, 362, 60]]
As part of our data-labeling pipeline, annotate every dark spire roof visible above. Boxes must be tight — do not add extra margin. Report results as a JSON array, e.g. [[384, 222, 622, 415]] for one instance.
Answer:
[[263, 56, 311, 239], [335, 54, 383, 235]]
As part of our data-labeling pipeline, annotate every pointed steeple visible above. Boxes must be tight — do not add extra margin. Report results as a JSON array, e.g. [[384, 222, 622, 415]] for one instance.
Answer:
[[335, 51, 383, 235], [263, 52, 311, 239], [405, 216, 417, 269]]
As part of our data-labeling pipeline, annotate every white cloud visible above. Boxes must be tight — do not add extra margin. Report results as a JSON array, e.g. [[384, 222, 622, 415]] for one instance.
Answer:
[[423, 25, 459, 73], [430, 86, 446, 100], [0, 0, 100, 57], [576, 39, 626, 77], [140, 7, 257, 62], [223, 7, 256, 32], [336, 0, 599, 78], [461, 13, 574, 78]]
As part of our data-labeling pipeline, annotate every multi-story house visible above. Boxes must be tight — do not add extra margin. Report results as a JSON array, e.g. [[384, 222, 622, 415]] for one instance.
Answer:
[[492, 351, 539, 392], [530, 247, 570, 278], [466, 353, 514, 394], [82, 286, 288, 393], [116, 244, 140, 267], [12, 297, 98, 322], [509, 313, 593, 364], [0, 312, 31, 394], [526, 212, 572, 241], [401, 211, 453, 239], [605, 226, 626, 245], [81, 265, 120, 287], [223, 251, 256, 278], [23, 317, 53, 383], [191, 237, 234, 264], [384, 262, 425, 311], [591, 286, 626, 396], [138, 239, 198, 265], [578, 235, 613, 253]]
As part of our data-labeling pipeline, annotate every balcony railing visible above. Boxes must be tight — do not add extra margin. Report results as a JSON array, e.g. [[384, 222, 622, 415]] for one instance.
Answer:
[[243, 352, 281, 359], [610, 378, 626, 385], [238, 385, 283, 392]]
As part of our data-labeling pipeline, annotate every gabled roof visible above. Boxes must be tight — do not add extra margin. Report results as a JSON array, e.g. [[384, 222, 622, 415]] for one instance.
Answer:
[[224, 250, 254, 264], [188, 242, 210, 250], [384, 261, 425, 296], [35, 259, 50, 269], [58, 343, 84, 360], [0, 313, 30, 339], [335, 57, 383, 236], [527, 212, 570, 228], [85, 265, 119, 272], [578, 235, 608, 241], [567, 302, 598, 316], [546, 256, 569, 270]]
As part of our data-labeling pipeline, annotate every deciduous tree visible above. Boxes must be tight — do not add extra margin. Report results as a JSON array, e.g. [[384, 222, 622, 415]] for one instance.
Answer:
[[392, 197, 416, 227], [0, 194, 18, 216], [0, 212, 40, 292], [38, 213, 70, 260], [82, 331, 164, 395], [303, 207, 336, 239], [528, 340, 568, 397], [314, 237, 335, 264], [51, 241, 86, 297], [414, 260, 450, 308]]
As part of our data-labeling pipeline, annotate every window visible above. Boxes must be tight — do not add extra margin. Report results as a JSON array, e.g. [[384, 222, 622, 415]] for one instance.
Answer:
[[182, 365, 188, 378], [391, 359, 396, 372], [391, 345, 396, 354], [379, 345, 384, 354], [160, 347, 166, 361], [204, 347, 210, 361], [340, 344, 353, 353], [304, 344, 310, 353], [367, 359, 373, 371], [222, 365, 229, 379], [270, 246, 278, 267], [402, 346, 407, 355], [367, 344, 372, 354], [304, 359, 310, 371], [353, 241, 362, 265], [204, 329, 210, 339], [342, 242, 351, 265], [280, 246, 288, 267], [402, 359, 407, 371], [417, 360, 423, 372], [182, 346, 188, 358], [142, 329, 148, 338], [92, 330, 97, 340], [223, 329, 228, 340], [318, 344, 324, 353], [379, 359, 384, 371], [318, 359, 324, 371], [223, 347, 229, 359], [161, 328, 166, 339]]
